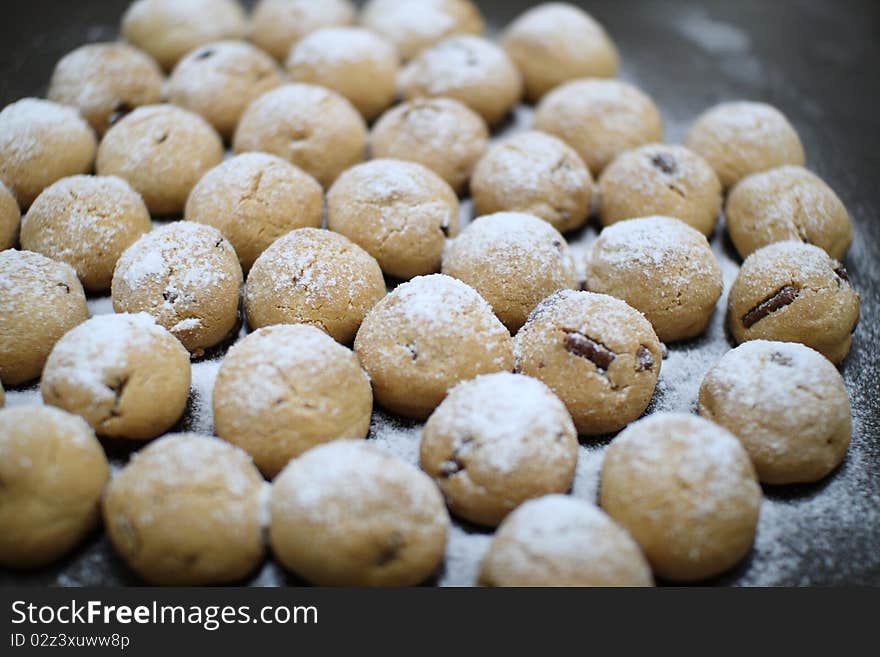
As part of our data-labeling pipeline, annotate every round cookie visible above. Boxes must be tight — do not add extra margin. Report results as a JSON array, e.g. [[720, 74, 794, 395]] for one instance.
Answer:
[[21, 175, 151, 292], [0, 181, 20, 250], [96, 104, 223, 216], [251, 0, 356, 62], [234, 83, 367, 188], [685, 101, 805, 191], [245, 228, 385, 344], [534, 79, 663, 176], [327, 159, 459, 280], [442, 212, 578, 332], [361, 0, 484, 62], [370, 97, 489, 194], [420, 372, 578, 527], [699, 340, 851, 485], [270, 440, 450, 586], [727, 241, 860, 364], [42, 313, 191, 441], [725, 165, 852, 260], [0, 406, 109, 569], [121, 0, 248, 71], [0, 98, 97, 209], [471, 131, 593, 233], [0, 250, 88, 386], [47, 42, 164, 136], [286, 27, 399, 121], [112, 222, 243, 356], [600, 413, 762, 582], [586, 216, 723, 342], [185, 153, 323, 272], [399, 35, 522, 125], [103, 434, 266, 585], [167, 40, 283, 140], [514, 290, 662, 436], [213, 324, 373, 478], [354, 274, 514, 420], [598, 143, 722, 236], [502, 3, 619, 102], [479, 495, 654, 587]]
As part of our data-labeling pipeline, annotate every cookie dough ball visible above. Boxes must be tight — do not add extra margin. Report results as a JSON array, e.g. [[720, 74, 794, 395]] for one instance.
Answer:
[[0, 250, 88, 386], [354, 274, 514, 419], [97, 105, 223, 216], [251, 0, 356, 62], [0, 181, 20, 250], [420, 373, 578, 527], [0, 98, 97, 209], [103, 434, 266, 585], [699, 341, 851, 485], [245, 228, 385, 344], [234, 84, 366, 188], [479, 495, 653, 587], [21, 175, 151, 293], [371, 98, 488, 194], [270, 440, 449, 586], [600, 413, 761, 581], [361, 0, 484, 62], [443, 212, 577, 332], [728, 241, 860, 364], [167, 41, 283, 141], [327, 159, 459, 280], [586, 216, 723, 343], [598, 144, 722, 236], [503, 3, 619, 102], [185, 153, 323, 271], [287, 28, 399, 122], [0, 406, 109, 569], [514, 290, 661, 436], [42, 313, 191, 441], [534, 79, 663, 176], [47, 42, 164, 137], [726, 165, 852, 260], [121, 0, 248, 71], [399, 35, 522, 125], [214, 324, 372, 477], [685, 101, 805, 191], [471, 131, 593, 234], [112, 222, 243, 356]]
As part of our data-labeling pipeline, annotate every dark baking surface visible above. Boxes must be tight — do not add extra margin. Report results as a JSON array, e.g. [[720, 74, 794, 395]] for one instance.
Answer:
[[1, 0, 878, 586]]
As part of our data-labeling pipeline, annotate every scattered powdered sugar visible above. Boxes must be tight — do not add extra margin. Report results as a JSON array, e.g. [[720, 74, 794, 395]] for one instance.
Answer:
[[289, 27, 392, 67], [363, 0, 460, 42], [677, 6, 751, 55], [400, 35, 510, 94]]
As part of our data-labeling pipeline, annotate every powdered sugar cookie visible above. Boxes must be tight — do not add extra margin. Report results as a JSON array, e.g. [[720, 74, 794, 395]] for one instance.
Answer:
[[251, 0, 356, 62]]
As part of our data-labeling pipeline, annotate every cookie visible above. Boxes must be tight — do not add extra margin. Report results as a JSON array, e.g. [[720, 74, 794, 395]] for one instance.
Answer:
[[213, 324, 373, 478], [727, 241, 860, 364], [0, 250, 88, 386], [185, 153, 323, 272], [685, 101, 805, 190], [0, 406, 109, 569], [442, 212, 578, 332], [534, 79, 663, 175], [725, 165, 852, 260], [21, 175, 151, 293], [600, 413, 762, 582], [327, 159, 459, 280], [354, 274, 514, 420], [270, 440, 449, 586], [420, 372, 578, 526], [0, 181, 20, 250], [598, 143, 722, 236], [251, 0, 356, 62], [41, 313, 191, 441], [245, 228, 386, 344], [478, 495, 654, 587], [103, 434, 266, 585], [514, 290, 662, 435], [585, 216, 723, 342], [112, 222, 243, 357]]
